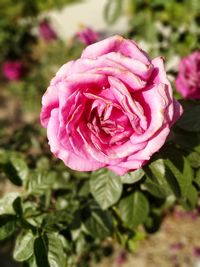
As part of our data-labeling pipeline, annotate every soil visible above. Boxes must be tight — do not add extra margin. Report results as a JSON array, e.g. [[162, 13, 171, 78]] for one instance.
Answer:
[[96, 208, 200, 267]]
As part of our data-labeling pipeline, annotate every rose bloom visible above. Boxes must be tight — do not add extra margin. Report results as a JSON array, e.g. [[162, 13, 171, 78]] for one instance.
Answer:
[[2, 60, 24, 81], [40, 35, 182, 175], [175, 51, 200, 99], [76, 27, 99, 45], [39, 19, 57, 42]]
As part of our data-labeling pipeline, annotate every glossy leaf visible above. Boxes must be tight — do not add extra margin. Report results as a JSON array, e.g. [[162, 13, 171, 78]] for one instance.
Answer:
[[47, 233, 67, 267], [0, 192, 20, 215], [104, 0, 122, 24], [13, 196, 23, 217], [187, 152, 200, 168], [34, 235, 50, 267], [27, 170, 57, 195], [90, 169, 122, 209], [14, 231, 35, 262], [163, 149, 193, 198], [121, 168, 144, 184], [176, 105, 200, 132], [142, 159, 173, 198], [0, 215, 16, 240], [83, 202, 113, 239], [119, 191, 149, 229], [10, 154, 29, 182]]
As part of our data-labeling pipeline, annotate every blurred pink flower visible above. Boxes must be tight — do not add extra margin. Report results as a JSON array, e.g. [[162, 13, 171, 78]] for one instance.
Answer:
[[76, 27, 99, 45], [116, 251, 127, 266], [175, 51, 200, 99], [193, 247, 200, 258], [39, 19, 57, 42], [169, 242, 184, 252], [2, 60, 25, 81]]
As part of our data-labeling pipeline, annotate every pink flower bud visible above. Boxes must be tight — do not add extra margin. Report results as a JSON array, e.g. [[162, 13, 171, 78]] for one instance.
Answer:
[[2, 60, 25, 81], [39, 19, 57, 42], [76, 27, 99, 45]]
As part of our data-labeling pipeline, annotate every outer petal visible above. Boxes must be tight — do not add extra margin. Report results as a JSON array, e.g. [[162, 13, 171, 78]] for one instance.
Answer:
[[40, 84, 59, 128], [152, 57, 183, 123], [107, 165, 129, 176], [130, 83, 170, 144], [81, 35, 151, 65], [108, 127, 170, 175], [101, 52, 153, 80], [128, 126, 170, 162], [47, 109, 105, 171]]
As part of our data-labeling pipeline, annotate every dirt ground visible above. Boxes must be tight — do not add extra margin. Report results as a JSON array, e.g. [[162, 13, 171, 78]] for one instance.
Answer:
[[96, 207, 200, 267]]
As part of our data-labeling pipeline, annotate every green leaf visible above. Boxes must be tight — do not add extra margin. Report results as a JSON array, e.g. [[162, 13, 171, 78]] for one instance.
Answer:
[[141, 181, 170, 198], [176, 105, 200, 132], [1, 153, 29, 186], [0, 215, 16, 240], [119, 191, 149, 229], [144, 210, 163, 233], [142, 159, 173, 198], [163, 150, 193, 198], [121, 168, 144, 184], [47, 233, 67, 267], [173, 131, 200, 153], [104, 0, 123, 24], [90, 169, 123, 209], [34, 233, 67, 267], [180, 185, 198, 210], [27, 170, 57, 195], [13, 196, 23, 217], [14, 231, 35, 262], [187, 151, 200, 168], [83, 202, 113, 239], [10, 154, 29, 182], [194, 169, 200, 188], [34, 235, 50, 267], [42, 210, 74, 231], [24, 256, 37, 267], [2, 162, 22, 186], [0, 192, 20, 215]]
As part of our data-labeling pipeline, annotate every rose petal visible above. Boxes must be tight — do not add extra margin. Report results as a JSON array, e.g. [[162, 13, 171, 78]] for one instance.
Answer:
[[81, 35, 150, 65], [47, 109, 105, 171]]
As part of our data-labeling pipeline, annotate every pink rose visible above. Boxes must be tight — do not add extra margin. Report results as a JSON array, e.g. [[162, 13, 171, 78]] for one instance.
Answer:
[[39, 19, 57, 42], [76, 27, 99, 45], [2, 60, 25, 81], [40, 35, 182, 175], [175, 51, 200, 99]]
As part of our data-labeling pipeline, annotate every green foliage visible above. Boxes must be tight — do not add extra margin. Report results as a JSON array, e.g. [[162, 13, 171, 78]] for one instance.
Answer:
[[176, 105, 200, 132], [119, 191, 149, 229], [83, 201, 114, 239], [104, 0, 123, 25], [14, 231, 35, 262], [121, 168, 144, 184], [104, 0, 200, 58], [0, 0, 83, 19], [0, 215, 16, 240], [90, 169, 123, 209]]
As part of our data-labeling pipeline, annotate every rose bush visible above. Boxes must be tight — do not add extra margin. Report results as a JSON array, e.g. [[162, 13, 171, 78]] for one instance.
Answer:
[[40, 35, 182, 175], [176, 51, 200, 99]]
